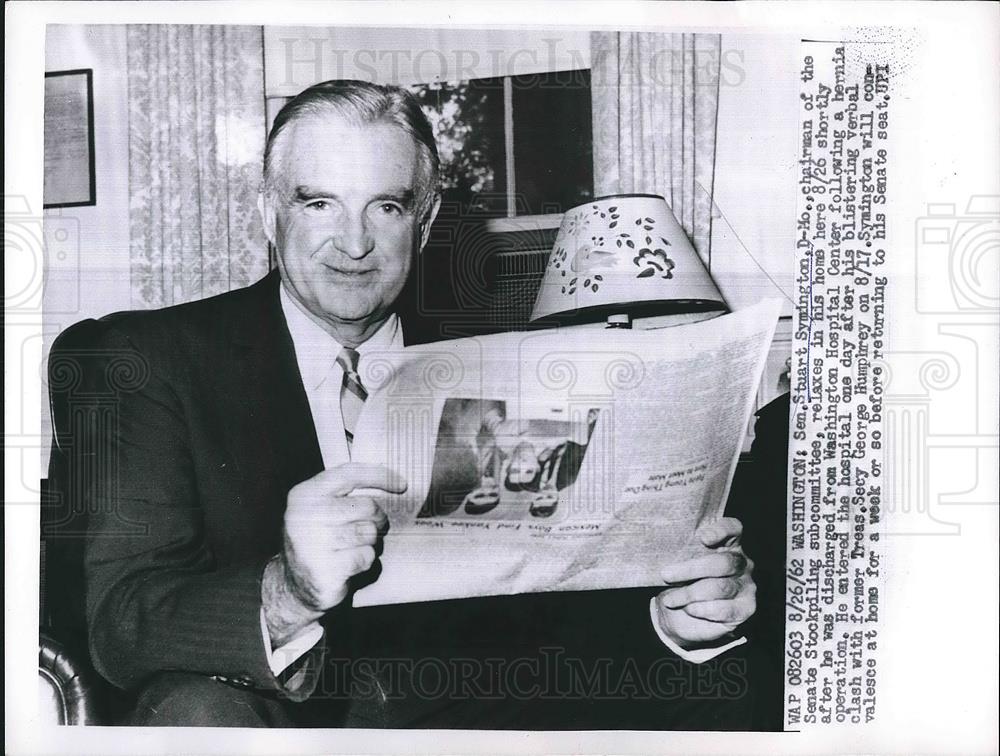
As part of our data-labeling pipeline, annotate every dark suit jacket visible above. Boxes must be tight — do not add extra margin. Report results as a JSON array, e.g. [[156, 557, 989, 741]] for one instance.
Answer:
[[46, 271, 786, 729]]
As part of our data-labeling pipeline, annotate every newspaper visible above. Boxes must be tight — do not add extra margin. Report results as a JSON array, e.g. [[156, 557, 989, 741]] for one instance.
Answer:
[[352, 299, 781, 606]]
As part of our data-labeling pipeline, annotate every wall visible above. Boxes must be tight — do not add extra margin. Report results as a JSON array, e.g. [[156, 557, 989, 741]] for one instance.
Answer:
[[709, 33, 800, 315], [42, 25, 131, 468], [44, 24, 131, 324]]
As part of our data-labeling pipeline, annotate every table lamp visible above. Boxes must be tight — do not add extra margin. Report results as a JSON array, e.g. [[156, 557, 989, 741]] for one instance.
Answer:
[[530, 194, 727, 327]]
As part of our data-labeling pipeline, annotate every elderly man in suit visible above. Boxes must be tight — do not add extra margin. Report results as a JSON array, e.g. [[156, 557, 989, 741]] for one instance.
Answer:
[[47, 80, 769, 729]]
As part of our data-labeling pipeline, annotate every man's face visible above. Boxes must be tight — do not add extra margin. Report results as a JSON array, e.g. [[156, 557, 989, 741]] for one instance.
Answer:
[[261, 114, 439, 331]]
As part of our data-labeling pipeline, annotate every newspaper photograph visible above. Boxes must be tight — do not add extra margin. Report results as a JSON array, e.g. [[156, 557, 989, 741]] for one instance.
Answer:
[[4, 2, 998, 755], [419, 398, 601, 521]]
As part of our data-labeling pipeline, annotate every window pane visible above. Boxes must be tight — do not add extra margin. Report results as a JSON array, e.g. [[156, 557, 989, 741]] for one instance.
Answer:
[[511, 69, 593, 216], [411, 70, 594, 218], [410, 78, 507, 216]]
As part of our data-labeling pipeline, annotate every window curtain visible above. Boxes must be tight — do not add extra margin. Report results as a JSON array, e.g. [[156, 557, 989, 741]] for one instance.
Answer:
[[127, 25, 270, 308], [590, 32, 721, 266]]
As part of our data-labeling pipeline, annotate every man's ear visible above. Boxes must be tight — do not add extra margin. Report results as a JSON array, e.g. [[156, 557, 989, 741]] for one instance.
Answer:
[[258, 190, 276, 246], [417, 193, 442, 253]]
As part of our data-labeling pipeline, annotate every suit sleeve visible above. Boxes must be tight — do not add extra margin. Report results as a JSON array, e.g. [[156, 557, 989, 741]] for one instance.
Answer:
[[47, 319, 321, 700]]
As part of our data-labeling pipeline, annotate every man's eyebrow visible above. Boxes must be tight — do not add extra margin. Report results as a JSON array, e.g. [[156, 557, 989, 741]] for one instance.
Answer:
[[292, 186, 335, 202]]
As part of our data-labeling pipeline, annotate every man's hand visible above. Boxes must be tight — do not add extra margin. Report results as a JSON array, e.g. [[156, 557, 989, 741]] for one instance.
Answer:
[[262, 463, 406, 648], [654, 517, 756, 649]]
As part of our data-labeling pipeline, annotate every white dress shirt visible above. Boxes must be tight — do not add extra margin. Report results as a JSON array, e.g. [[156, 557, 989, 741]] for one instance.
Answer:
[[262, 285, 402, 675], [264, 283, 740, 675]]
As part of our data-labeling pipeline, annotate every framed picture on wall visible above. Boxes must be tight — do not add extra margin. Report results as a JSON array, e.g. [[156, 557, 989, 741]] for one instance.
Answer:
[[43, 68, 96, 208]]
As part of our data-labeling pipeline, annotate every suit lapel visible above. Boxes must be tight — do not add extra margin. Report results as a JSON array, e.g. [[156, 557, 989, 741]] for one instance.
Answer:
[[218, 270, 433, 490], [223, 272, 325, 494]]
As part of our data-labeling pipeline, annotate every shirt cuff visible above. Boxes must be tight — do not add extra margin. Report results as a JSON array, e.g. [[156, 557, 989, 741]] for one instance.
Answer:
[[648, 597, 747, 663], [259, 608, 324, 676]]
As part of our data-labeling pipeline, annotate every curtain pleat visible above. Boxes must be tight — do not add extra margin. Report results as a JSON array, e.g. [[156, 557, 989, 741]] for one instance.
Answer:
[[128, 25, 269, 309], [591, 32, 721, 267]]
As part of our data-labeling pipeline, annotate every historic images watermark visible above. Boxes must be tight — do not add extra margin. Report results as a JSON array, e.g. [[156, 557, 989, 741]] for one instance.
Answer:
[[272, 33, 748, 93]]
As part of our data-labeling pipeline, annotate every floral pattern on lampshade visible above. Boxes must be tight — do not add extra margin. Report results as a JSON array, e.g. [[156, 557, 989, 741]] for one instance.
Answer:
[[531, 194, 724, 323], [549, 203, 679, 293]]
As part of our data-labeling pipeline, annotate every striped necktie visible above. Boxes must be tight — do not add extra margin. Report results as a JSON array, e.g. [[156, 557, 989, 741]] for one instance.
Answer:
[[336, 347, 367, 451]]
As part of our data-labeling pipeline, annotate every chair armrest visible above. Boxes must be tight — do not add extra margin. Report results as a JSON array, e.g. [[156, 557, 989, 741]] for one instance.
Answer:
[[38, 633, 106, 725]]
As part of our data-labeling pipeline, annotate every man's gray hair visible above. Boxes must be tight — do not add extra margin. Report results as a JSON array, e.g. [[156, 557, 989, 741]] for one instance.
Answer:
[[263, 79, 440, 215]]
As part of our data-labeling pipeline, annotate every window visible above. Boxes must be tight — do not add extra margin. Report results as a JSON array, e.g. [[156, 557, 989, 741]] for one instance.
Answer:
[[410, 69, 593, 220], [508, 69, 593, 217], [409, 78, 507, 216]]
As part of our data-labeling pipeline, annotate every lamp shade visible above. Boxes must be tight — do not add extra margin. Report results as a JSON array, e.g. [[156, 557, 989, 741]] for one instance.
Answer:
[[530, 194, 726, 322]]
